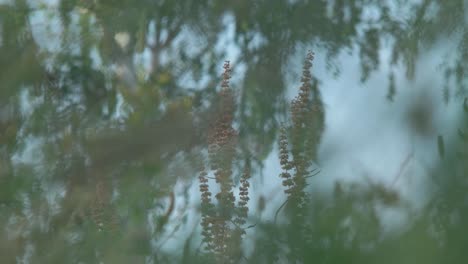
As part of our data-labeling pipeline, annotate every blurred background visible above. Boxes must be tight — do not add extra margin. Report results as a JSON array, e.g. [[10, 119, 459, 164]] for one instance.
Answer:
[[0, 0, 467, 263]]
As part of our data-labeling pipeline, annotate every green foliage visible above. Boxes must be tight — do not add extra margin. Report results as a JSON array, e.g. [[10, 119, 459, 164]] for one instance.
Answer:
[[0, 0, 467, 263]]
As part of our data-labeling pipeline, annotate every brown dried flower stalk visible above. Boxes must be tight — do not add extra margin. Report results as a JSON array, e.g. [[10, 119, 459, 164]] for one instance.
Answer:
[[279, 50, 323, 212], [90, 178, 119, 232], [279, 124, 294, 194], [276, 50, 324, 262], [235, 160, 251, 227], [198, 61, 250, 262], [198, 163, 214, 249]]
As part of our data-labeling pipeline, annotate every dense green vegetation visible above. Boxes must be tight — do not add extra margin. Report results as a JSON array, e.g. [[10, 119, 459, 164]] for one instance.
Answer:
[[0, 0, 467, 263]]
